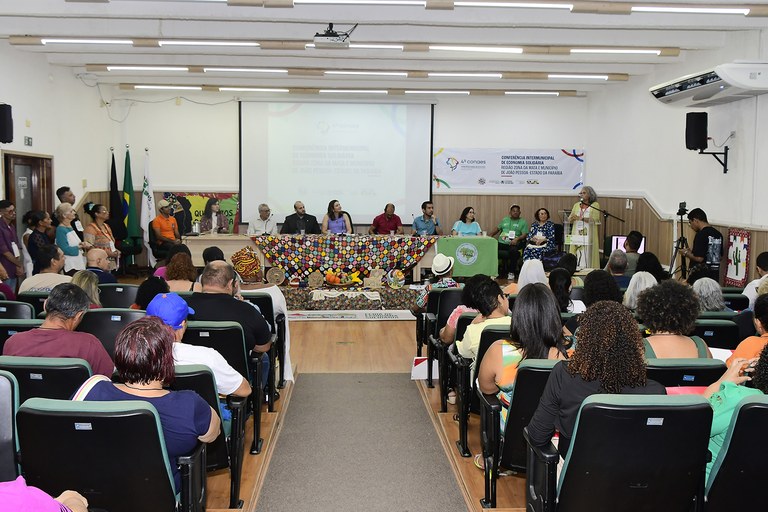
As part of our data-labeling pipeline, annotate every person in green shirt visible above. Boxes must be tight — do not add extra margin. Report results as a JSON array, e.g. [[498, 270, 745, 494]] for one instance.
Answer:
[[489, 204, 528, 279]]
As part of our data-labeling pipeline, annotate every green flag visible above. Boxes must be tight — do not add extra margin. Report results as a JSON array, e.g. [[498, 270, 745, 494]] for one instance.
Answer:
[[122, 149, 141, 246]]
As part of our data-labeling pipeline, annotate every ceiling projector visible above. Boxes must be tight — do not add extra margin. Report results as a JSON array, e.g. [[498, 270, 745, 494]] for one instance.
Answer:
[[313, 23, 358, 49]]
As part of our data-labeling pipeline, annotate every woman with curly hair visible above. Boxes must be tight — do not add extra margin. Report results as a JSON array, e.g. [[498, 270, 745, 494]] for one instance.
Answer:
[[526, 301, 666, 457], [703, 342, 768, 478], [549, 267, 586, 313], [636, 280, 712, 358], [583, 269, 622, 306], [164, 253, 202, 293]]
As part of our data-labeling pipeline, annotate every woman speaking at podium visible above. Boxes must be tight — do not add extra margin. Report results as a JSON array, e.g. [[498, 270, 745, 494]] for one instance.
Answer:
[[568, 186, 601, 269]]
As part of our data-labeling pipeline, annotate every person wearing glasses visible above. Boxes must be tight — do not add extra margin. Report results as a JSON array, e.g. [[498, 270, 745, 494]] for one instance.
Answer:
[[248, 203, 278, 235], [451, 206, 481, 236]]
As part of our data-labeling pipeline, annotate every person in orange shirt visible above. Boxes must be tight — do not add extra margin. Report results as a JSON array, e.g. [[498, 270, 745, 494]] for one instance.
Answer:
[[152, 199, 181, 250], [727, 294, 768, 365]]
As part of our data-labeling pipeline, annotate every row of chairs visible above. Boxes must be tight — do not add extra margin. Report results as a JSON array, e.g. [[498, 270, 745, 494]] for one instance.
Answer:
[[0, 360, 246, 511]]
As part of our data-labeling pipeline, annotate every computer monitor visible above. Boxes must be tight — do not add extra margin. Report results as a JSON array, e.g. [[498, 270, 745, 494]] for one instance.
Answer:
[[611, 235, 646, 254]]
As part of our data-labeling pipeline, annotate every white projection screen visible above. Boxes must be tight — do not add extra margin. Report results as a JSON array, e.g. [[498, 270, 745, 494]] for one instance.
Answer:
[[240, 101, 433, 227]]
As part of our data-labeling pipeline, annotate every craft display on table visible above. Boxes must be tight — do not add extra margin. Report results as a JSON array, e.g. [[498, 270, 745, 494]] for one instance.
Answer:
[[283, 287, 418, 311], [231, 246, 263, 283], [386, 269, 406, 289], [266, 267, 286, 285], [252, 234, 437, 279], [364, 268, 386, 289], [308, 271, 324, 289]]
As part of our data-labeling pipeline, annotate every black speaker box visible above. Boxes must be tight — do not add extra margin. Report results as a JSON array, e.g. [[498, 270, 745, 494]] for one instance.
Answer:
[[685, 112, 707, 151], [0, 104, 12, 144]]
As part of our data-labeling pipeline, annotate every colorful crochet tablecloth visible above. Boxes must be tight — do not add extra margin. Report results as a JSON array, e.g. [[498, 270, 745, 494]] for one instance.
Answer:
[[282, 286, 417, 311], [252, 234, 438, 279]]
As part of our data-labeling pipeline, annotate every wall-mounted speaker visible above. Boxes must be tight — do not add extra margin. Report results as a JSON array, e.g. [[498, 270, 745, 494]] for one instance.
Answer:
[[685, 112, 707, 151], [0, 104, 12, 144]]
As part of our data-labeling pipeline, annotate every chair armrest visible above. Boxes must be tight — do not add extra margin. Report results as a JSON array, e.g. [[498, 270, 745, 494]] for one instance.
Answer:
[[447, 347, 471, 367], [178, 442, 207, 512], [477, 388, 502, 413], [523, 427, 558, 512], [424, 312, 436, 323], [523, 428, 559, 464]]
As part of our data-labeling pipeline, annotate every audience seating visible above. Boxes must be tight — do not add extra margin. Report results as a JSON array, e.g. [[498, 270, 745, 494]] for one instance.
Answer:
[[646, 358, 726, 389], [17, 397, 206, 512], [693, 319, 741, 350], [722, 293, 749, 312], [452, 324, 509, 457], [182, 321, 265, 455], [15, 292, 49, 317], [240, 291, 284, 412], [477, 359, 558, 508], [98, 283, 139, 309], [432, 312, 477, 414], [0, 319, 42, 355], [148, 219, 171, 262], [75, 308, 146, 358], [424, 288, 464, 389], [705, 394, 768, 511], [0, 356, 92, 403], [524, 394, 712, 512], [0, 370, 18, 482], [569, 287, 584, 302], [0, 300, 35, 320], [172, 364, 247, 509], [732, 309, 757, 340], [720, 287, 744, 295], [416, 289, 443, 358], [697, 311, 738, 321]]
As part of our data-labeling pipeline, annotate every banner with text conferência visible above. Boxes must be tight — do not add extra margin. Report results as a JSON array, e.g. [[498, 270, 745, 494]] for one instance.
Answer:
[[432, 148, 585, 194]]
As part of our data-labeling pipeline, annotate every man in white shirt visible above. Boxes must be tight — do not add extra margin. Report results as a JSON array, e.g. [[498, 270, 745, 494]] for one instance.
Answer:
[[744, 252, 768, 309], [248, 204, 278, 235], [146, 292, 252, 398], [20, 245, 71, 293]]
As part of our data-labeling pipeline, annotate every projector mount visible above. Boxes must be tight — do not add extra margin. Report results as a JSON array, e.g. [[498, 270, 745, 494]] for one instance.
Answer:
[[313, 23, 358, 47]]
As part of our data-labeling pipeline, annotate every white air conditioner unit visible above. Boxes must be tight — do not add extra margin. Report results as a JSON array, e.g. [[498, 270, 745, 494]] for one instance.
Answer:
[[650, 61, 768, 107]]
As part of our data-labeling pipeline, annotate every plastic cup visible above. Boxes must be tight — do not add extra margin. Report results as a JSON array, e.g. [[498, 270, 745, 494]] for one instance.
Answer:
[[390, 230, 395, 235], [482, 231, 488, 237], [300, 229, 306, 235]]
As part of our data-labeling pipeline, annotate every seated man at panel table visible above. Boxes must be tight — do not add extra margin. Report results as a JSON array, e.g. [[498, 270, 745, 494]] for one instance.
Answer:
[[85, 248, 117, 285], [2, 283, 114, 376], [152, 199, 182, 250], [369, 203, 404, 235], [20, 245, 72, 293], [412, 201, 442, 236], [247, 203, 278, 236], [488, 204, 528, 280], [280, 201, 321, 235], [146, 292, 252, 397]]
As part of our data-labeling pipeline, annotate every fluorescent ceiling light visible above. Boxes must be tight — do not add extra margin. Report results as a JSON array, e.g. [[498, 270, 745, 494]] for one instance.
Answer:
[[219, 87, 290, 92], [325, 71, 409, 76], [349, 44, 405, 50], [429, 45, 523, 54], [631, 6, 749, 15], [107, 66, 188, 71], [505, 91, 559, 95], [428, 72, 502, 78], [203, 67, 288, 73], [134, 85, 203, 90], [41, 38, 133, 45], [404, 90, 471, 94], [548, 74, 609, 80], [454, 1, 572, 8], [296, 0, 425, 4], [319, 89, 389, 94], [159, 40, 260, 47], [570, 48, 661, 55]]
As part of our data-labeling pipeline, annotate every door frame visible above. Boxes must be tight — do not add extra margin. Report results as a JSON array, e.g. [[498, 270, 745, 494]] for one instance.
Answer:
[[1, 150, 55, 216]]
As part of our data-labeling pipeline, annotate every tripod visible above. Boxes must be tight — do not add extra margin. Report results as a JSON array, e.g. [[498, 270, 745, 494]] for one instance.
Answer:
[[669, 211, 689, 278]]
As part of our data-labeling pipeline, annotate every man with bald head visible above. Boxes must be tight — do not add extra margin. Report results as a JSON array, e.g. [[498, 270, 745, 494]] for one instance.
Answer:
[[85, 248, 117, 284], [369, 203, 403, 235], [280, 201, 321, 235]]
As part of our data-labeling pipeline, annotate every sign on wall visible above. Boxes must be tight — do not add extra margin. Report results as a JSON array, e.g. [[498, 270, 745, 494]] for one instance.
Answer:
[[162, 192, 240, 234], [432, 148, 585, 194], [725, 227, 750, 288]]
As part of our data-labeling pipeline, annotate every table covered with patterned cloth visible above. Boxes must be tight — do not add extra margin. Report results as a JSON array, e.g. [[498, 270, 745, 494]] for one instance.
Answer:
[[282, 287, 418, 311], [252, 234, 437, 279]]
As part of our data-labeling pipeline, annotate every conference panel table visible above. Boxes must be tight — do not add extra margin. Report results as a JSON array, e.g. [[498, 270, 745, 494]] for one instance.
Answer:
[[183, 233, 438, 281]]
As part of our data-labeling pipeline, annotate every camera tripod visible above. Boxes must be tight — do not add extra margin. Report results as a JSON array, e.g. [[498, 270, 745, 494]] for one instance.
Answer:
[[669, 209, 689, 278]]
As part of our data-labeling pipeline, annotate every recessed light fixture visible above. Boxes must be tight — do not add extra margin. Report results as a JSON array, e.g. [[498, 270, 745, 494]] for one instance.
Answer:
[[107, 66, 189, 71], [203, 67, 288, 73], [505, 91, 560, 95], [570, 48, 661, 55], [325, 71, 409, 76], [158, 40, 260, 47], [319, 89, 389, 94], [134, 85, 203, 90], [428, 72, 502, 78], [548, 74, 609, 80], [404, 90, 471, 94], [454, 1, 573, 9], [219, 87, 290, 92], [41, 38, 133, 45], [631, 6, 750, 15], [429, 45, 523, 54]]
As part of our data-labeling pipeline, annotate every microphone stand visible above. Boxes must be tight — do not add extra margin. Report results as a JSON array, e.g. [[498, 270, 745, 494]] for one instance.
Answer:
[[581, 201, 625, 266]]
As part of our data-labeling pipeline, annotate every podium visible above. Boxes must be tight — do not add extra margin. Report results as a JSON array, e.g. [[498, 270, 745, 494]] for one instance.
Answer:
[[563, 212, 599, 270]]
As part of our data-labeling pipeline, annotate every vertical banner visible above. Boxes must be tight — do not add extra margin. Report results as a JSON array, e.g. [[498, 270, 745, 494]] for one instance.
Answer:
[[725, 228, 750, 287], [432, 148, 584, 194]]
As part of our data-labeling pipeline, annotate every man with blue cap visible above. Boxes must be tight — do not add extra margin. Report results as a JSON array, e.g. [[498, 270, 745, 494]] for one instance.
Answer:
[[146, 292, 251, 397]]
